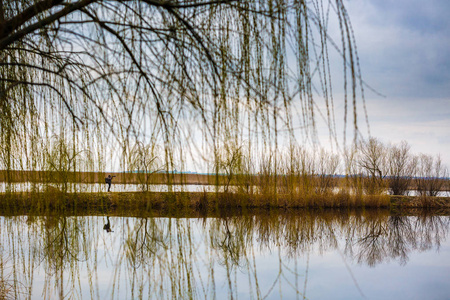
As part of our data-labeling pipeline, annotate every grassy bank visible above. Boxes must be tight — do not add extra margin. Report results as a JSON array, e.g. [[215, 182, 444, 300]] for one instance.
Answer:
[[0, 191, 448, 216]]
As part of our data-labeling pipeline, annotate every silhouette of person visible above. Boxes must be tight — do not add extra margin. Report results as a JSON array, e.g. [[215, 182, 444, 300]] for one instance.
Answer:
[[105, 174, 116, 192], [103, 216, 113, 232]]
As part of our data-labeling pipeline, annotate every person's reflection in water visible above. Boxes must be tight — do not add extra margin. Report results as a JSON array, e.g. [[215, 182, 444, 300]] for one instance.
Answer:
[[103, 216, 113, 233]]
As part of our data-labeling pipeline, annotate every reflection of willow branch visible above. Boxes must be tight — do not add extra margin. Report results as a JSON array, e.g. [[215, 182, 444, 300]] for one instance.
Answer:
[[43, 217, 89, 271], [2, 212, 449, 299], [124, 218, 169, 269], [261, 267, 281, 299], [0, 253, 25, 300], [279, 258, 308, 299], [40, 216, 92, 299], [303, 252, 310, 300], [325, 218, 366, 299], [211, 218, 248, 270]]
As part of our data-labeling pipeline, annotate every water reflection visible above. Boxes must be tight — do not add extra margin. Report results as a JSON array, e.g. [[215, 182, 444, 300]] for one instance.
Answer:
[[0, 210, 449, 299], [2, 182, 450, 196], [103, 216, 113, 233]]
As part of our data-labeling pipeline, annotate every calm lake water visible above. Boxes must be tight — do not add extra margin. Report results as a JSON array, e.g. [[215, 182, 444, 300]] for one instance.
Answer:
[[1, 182, 450, 197], [0, 211, 449, 299]]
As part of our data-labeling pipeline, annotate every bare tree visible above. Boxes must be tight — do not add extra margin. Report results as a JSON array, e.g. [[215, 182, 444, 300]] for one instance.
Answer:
[[416, 154, 448, 197], [358, 137, 387, 195], [387, 141, 416, 195]]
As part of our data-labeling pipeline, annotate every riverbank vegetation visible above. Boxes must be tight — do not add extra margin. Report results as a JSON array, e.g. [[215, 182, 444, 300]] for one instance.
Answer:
[[0, 191, 449, 216], [1, 1, 448, 210], [0, 138, 448, 210]]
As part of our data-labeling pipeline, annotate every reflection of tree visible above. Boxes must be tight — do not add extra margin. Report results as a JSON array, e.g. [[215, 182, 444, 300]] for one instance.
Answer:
[[123, 218, 168, 269], [342, 214, 450, 267], [207, 212, 449, 269], [42, 216, 88, 270], [0, 212, 449, 299], [413, 215, 449, 251], [278, 212, 338, 258], [41, 216, 91, 299], [354, 217, 389, 266], [0, 254, 19, 300], [386, 216, 412, 265], [210, 217, 249, 270]]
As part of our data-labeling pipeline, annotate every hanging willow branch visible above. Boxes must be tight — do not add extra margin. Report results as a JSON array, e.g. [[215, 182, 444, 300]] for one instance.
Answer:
[[0, 0, 363, 176]]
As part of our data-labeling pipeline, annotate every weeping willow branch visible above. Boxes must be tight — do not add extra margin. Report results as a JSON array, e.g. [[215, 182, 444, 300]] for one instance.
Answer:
[[0, 0, 363, 178]]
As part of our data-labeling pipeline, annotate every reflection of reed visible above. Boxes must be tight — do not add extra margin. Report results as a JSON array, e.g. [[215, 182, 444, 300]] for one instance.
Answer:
[[0, 211, 448, 299]]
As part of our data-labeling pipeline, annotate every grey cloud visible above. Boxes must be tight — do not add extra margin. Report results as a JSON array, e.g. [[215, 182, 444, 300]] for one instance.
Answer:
[[360, 0, 450, 33], [343, 0, 450, 99]]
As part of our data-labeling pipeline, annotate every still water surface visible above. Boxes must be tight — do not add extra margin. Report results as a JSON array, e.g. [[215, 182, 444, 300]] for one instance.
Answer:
[[1, 211, 449, 299], [2, 183, 450, 197]]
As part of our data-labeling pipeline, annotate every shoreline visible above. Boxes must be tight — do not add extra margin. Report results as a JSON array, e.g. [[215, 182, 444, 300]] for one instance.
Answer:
[[0, 192, 449, 215]]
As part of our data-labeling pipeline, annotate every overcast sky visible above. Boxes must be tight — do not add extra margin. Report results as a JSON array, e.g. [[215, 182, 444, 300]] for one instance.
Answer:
[[342, 0, 450, 166]]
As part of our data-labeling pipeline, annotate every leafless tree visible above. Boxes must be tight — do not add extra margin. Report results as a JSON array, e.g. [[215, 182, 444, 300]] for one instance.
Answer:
[[416, 154, 448, 197], [387, 141, 416, 195], [357, 137, 387, 194]]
